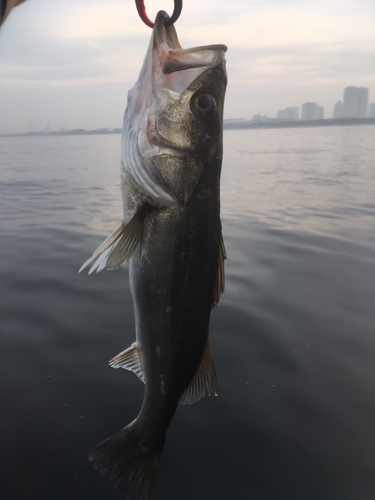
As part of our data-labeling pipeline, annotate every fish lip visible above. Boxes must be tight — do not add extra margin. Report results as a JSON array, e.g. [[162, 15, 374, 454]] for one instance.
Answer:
[[164, 44, 228, 62]]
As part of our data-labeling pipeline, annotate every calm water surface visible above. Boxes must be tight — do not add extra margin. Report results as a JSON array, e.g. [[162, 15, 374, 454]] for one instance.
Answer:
[[1, 125, 375, 500]]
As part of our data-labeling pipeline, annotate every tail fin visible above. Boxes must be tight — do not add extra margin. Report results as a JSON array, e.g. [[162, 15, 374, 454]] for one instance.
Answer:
[[89, 426, 163, 500]]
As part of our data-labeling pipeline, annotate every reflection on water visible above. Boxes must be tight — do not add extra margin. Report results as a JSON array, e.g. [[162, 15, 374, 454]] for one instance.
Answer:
[[223, 127, 375, 241], [1, 126, 375, 499]]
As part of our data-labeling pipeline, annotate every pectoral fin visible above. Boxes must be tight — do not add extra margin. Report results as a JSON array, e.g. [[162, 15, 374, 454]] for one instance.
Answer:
[[179, 337, 217, 405], [78, 204, 151, 274], [212, 230, 227, 309], [109, 342, 145, 383]]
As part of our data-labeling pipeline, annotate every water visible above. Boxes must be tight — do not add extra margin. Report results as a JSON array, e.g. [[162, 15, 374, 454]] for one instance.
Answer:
[[1, 126, 375, 500]]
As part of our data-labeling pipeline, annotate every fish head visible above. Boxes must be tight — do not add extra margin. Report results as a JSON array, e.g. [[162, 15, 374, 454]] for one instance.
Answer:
[[122, 10, 227, 207]]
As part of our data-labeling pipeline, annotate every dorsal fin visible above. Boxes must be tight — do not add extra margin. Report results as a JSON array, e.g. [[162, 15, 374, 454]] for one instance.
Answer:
[[109, 342, 145, 383], [179, 337, 217, 405]]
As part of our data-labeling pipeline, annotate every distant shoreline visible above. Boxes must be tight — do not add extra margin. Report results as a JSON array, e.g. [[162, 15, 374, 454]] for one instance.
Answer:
[[1, 118, 375, 138], [0, 128, 122, 138], [223, 117, 375, 130]]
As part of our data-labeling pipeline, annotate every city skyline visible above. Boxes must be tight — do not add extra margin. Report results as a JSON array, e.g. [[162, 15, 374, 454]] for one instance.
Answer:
[[0, 0, 374, 134], [2, 86, 374, 134], [252, 86, 372, 123]]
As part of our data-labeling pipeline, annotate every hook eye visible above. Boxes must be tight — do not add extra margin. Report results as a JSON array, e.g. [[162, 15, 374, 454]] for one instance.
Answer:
[[135, 0, 183, 28], [165, 0, 183, 28]]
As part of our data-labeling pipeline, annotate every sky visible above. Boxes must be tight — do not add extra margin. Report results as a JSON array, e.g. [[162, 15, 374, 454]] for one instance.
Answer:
[[0, 0, 374, 133]]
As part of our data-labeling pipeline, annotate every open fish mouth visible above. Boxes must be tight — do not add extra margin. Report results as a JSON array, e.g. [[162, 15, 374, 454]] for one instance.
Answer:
[[152, 10, 227, 92]]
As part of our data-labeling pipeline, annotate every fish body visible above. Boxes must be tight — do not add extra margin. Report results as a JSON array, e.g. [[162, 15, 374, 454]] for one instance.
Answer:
[[80, 11, 227, 499]]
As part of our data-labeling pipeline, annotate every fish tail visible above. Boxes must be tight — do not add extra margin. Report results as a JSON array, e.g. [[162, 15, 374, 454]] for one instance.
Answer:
[[89, 425, 163, 500]]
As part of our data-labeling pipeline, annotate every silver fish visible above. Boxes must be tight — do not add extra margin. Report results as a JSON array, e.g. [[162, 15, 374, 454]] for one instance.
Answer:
[[80, 10, 227, 499]]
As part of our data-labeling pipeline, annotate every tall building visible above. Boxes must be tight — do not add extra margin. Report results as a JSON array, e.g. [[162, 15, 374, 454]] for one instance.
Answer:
[[277, 107, 299, 120], [333, 101, 343, 118], [343, 86, 369, 117], [358, 88, 369, 117], [301, 102, 323, 120], [369, 103, 375, 118]]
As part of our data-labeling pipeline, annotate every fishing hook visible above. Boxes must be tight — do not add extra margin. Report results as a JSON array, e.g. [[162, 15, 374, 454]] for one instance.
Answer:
[[135, 0, 183, 28]]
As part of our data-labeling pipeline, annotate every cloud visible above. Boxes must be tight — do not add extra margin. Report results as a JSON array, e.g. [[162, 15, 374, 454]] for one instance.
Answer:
[[1, 34, 146, 86], [229, 41, 375, 83]]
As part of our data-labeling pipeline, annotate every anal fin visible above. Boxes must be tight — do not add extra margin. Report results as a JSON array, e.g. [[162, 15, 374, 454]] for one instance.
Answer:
[[179, 337, 217, 405], [109, 342, 145, 383]]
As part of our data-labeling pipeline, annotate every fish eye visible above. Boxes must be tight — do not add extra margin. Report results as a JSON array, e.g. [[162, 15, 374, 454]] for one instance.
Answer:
[[192, 93, 216, 117]]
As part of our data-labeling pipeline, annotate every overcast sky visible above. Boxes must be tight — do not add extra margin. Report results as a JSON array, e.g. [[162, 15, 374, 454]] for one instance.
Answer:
[[0, 0, 374, 133]]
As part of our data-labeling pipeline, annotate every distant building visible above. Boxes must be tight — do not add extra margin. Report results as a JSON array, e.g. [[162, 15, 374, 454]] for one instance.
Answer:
[[343, 86, 369, 117], [251, 114, 269, 122], [301, 102, 323, 120], [277, 107, 299, 120], [333, 101, 343, 118], [358, 88, 369, 117], [369, 103, 375, 118]]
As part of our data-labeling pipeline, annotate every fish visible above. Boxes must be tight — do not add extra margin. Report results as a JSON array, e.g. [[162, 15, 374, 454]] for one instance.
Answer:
[[79, 10, 227, 499]]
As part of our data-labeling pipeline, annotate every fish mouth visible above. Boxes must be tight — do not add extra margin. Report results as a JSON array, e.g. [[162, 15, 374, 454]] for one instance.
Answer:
[[152, 11, 227, 92], [153, 10, 227, 57]]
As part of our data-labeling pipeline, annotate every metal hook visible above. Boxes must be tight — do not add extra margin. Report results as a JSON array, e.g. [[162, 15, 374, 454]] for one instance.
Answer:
[[135, 0, 183, 28]]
